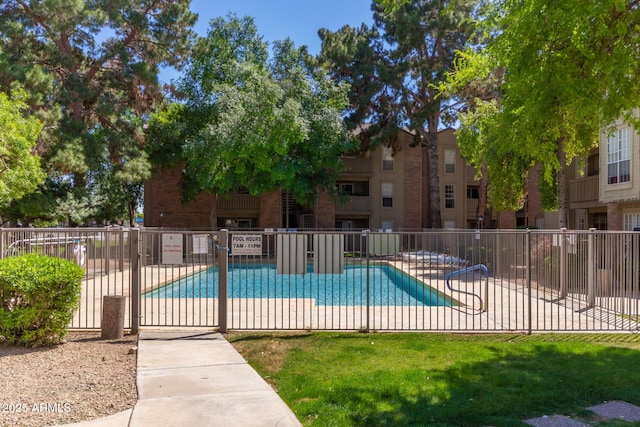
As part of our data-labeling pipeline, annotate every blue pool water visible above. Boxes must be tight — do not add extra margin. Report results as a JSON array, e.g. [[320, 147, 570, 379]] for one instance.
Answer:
[[146, 264, 453, 307]]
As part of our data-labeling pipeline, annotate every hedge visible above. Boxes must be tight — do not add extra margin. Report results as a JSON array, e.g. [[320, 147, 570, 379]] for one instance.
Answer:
[[0, 254, 84, 346]]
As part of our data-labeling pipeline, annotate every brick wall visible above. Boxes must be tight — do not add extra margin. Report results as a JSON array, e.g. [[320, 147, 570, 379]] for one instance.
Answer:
[[498, 211, 517, 229], [259, 192, 281, 228], [316, 192, 336, 228], [144, 166, 212, 228], [527, 167, 544, 227], [607, 203, 622, 230]]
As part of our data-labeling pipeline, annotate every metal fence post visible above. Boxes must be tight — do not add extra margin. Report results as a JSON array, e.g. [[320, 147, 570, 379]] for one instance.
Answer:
[[588, 228, 596, 307], [129, 228, 140, 335], [560, 228, 567, 298], [526, 229, 532, 335], [105, 230, 110, 275], [365, 229, 371, 332], [119, 228, 124, 271], [218, 229, 228, 333]]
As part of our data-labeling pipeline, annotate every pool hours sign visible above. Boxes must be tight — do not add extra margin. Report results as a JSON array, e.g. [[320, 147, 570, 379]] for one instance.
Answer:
[[231, 234, 262, 255]]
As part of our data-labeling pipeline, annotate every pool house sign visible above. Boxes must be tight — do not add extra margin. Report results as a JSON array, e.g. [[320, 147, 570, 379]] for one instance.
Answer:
[[231, 234, 262, 255]]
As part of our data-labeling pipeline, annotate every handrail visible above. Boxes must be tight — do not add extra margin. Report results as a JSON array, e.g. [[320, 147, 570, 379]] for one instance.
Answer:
[[4, 236, 87, 265], [445, 264, 489, 312]]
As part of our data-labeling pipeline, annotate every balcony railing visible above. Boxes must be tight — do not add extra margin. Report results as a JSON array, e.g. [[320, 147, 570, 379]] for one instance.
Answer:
[[336, 196, 372, 213], [217, 194, 260, 211], [340, 157, 372, 175], [569, 175, 600, 205], [467, 199, 479, 218]]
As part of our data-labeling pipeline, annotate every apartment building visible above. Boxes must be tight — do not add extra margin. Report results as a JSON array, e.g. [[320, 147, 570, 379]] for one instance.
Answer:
[[144, 127, 490, 230], [438, 128, 486, 229], [569, 119, 640, 230]]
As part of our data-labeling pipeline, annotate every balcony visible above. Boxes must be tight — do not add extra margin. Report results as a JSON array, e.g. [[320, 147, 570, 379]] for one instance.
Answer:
[[340, 157, 372, 176], [467, 199, 479, 218], [569, 175, 600, 207], [217, 194, 260, 212], [336, 196, 372, 214]]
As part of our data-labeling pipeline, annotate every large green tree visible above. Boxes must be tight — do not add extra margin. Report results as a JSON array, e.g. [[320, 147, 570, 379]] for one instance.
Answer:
[[320, 0, 480, 228], [0, 0, 196, 225], [0, 90, 45, 215], [317, 24, 401, 147], [446, 0, 640, 227], [147, 15, 352, 227]]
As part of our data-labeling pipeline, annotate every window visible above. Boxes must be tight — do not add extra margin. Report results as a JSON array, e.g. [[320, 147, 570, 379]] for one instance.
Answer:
[[577, 215, 586, 230], [336, 219, 369, 229], [381, 220, 394, 230], [445, 185, 455, 209], [444, 150, 456, 173], [593, 213, 607, 230], [222, 219, 252, 228], [382, 146, 394, 171], [467, 186, 479, 199], [587, 153, 599, 177], [336, 220, 353, 229], [381, 182, 393, 207], [338, 183, 353, 195], [577, 154, 600, 178], [607, 127, 630, 184], [624, 213, 640, 231]]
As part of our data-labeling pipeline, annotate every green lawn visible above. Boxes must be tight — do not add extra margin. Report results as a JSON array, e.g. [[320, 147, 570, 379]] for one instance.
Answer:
[[227, 332, 640, 426]]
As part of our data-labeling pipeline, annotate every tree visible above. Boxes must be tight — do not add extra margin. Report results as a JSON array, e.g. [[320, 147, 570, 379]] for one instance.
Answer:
[[0, 90, 46, 213], [147, 15, 352, 227], [317, 24, 401, 148], [319, 0, 480, 228], [0, 0, 197, 225], [446, 0, 640, 227]]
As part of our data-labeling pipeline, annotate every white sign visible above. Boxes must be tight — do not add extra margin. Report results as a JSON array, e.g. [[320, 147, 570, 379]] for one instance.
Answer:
[[231, 234, 262, 255], [162, 234, 183, 264], [192, 234, 209, 254]]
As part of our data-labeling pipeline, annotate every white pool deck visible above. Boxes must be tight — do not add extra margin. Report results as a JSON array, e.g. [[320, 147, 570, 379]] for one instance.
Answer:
[[72, 260, 640, 332]]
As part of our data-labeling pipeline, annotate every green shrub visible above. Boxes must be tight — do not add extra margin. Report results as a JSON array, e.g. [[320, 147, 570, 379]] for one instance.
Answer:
[[0, 254, 84, 346]]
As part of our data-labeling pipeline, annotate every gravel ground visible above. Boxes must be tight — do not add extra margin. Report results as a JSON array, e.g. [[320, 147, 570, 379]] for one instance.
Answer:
[[0, 332, 138, 427]]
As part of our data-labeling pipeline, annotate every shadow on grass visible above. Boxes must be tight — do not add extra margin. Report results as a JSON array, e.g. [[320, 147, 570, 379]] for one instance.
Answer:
[[295, 344, 640, 426], [228, 332, 316, 343]]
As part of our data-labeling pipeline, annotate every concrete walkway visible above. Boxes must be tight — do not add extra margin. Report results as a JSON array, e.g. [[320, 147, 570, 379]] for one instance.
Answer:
[[64, 330, 301, 427]]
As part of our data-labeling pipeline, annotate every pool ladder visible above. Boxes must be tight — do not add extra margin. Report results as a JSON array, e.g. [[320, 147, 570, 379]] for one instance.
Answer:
[[445, 264, 489, 312]]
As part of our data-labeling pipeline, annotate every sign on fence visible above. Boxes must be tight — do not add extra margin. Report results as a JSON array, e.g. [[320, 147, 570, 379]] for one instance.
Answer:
[[162, 233, 183, 264], [231, 234, 262, 255], [192, 234, 209, 254]]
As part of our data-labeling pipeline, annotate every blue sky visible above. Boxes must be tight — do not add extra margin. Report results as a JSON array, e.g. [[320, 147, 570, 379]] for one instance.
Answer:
[[193, 0, 374, 54], [161, 0, 374, 83]]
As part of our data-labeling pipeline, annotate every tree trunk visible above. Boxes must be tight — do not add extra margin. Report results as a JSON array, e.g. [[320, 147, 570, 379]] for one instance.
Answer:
[[477, 164, 489, 228], [423, 146, 432, 227], [416, 122, 442, 229], [425, 123, 442, 229], [127, 203, 136, 227]]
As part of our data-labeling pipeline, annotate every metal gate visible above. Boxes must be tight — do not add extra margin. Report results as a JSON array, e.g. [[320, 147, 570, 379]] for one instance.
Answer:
[[138, 230, 219, 329]]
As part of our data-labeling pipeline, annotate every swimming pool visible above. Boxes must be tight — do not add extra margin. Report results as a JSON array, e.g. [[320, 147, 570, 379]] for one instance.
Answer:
[[145, 263, 453, 307]]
